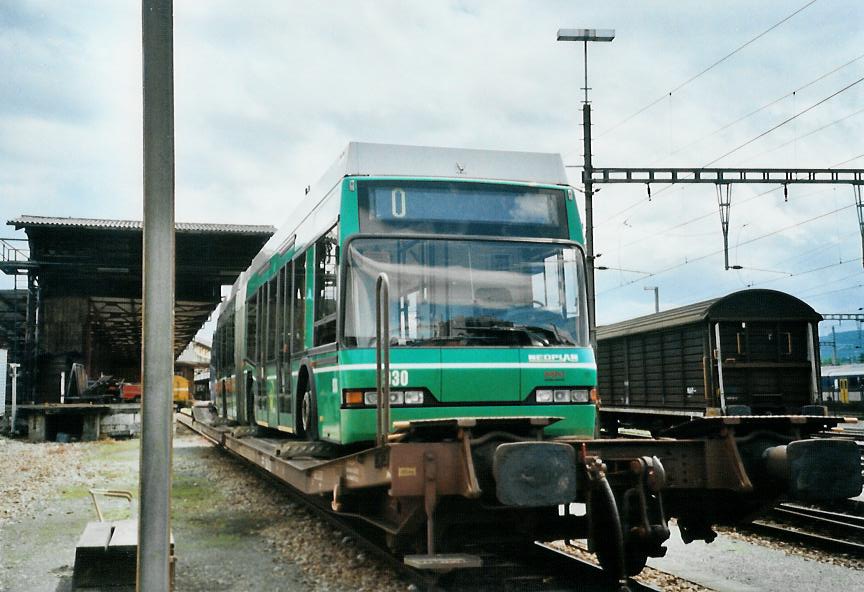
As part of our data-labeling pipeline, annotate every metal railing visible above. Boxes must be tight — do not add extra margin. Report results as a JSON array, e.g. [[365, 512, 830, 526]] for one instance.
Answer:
[[0, 238, 30, 290], [0, 238, 28, 264], [375, 273, 391, 447]]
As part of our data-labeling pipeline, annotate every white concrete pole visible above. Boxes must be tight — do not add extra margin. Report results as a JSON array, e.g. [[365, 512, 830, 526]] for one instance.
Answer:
[[9, 363, 20, 434], [138, 0, 175, 590]]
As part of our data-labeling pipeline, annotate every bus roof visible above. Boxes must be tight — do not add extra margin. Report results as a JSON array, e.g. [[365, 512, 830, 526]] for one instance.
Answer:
[[326, 142, 569, 186], [238, 142, 572, 293]]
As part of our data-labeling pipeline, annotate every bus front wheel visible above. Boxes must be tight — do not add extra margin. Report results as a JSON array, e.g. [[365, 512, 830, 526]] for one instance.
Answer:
[[299, 387, 319, 441]]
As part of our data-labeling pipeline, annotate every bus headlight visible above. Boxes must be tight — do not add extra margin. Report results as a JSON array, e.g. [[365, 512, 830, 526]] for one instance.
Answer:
[[554, 390, 571, 403], [536, 389, 554, 403], [356, 390, 425, 407], [570, 389, 590, 403], [404, 390, 424, 405], [534, 388, 592, 404]]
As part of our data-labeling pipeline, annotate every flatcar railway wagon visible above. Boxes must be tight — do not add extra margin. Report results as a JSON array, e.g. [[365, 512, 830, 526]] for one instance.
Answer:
[[596, 289, 824, 434], [203, 144, 863, 585]]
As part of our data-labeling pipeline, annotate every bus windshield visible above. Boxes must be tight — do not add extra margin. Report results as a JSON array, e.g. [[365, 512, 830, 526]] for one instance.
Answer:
[[343, 238, 588, 348]]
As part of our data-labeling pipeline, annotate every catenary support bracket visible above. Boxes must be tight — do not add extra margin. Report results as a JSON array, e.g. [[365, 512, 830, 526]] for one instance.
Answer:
[[716, 184, 732, 270], [855, 185, 863, 268]]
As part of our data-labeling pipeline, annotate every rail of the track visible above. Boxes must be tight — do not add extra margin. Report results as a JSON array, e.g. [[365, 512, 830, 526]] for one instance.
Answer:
[[741, 424, 864, 557], [176, 412, 661, 592], [745, 501, 864, 557]]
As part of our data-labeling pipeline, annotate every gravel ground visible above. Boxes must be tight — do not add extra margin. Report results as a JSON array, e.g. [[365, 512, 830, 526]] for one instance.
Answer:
[[647, 522, 863, 592], [716, 524, 864, 570], [174, 428, 409, 592], [546, 540, 713, 592], [0, 428, 411, 592], [6, 427, 859, 592]]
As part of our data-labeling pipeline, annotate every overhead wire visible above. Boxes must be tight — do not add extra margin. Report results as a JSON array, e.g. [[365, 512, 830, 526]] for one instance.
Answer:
[[831, 152, 864, 168], [608, 184, 831, 257], [744, 105, 864, 162], [647, 52, 864, 164], [745, 258, 863, 288], [600, 144, 861, 259], [797, 268, 864, 296], [677, 257, 862, 305], [615, 186, 780, 249], [561, 1, 861, 303], [701, 76, 864, 167], [597, 201, 857, 294], [596, 0, 819, 140], [804, 281, 864, 300], [594, 75, 864, 227]]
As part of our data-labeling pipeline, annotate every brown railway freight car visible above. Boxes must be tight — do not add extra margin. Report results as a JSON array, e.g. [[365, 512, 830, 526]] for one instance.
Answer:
[[597, 289, 824, 434]]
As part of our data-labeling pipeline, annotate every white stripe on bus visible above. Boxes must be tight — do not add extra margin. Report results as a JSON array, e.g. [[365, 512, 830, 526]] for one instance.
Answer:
[[291, 362, 595, 377]]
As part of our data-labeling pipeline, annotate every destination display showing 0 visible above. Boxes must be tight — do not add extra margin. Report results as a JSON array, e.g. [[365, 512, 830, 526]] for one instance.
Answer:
[[358, 180, 569, 238]]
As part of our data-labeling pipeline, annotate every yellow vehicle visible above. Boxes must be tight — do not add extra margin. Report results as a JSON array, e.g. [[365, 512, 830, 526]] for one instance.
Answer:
[[173, 375, 193, 407]]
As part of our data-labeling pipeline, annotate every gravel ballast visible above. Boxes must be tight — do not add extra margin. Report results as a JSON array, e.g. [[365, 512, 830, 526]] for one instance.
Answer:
[[0, 428, 408, 592]]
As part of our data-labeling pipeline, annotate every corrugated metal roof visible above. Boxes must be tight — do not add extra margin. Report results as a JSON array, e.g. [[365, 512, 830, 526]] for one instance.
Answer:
[[8, 215, 275, 235], [598, 289, 821, 341], [597, 297, 719, 340]]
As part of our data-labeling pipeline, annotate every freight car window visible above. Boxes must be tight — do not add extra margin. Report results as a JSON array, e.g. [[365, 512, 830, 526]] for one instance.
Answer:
[[780, 332, 793, 356]]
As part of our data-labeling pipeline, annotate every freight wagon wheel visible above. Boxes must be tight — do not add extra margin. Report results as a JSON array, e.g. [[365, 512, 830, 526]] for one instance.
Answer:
[[589, 481, 648, 578], [299, 387, 319, 441]]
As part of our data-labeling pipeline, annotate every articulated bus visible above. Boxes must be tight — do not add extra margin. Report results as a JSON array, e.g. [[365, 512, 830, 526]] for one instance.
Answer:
[[210, 142, 596, 445]]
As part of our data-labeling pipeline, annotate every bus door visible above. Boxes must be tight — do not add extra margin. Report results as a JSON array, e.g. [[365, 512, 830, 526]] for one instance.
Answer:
[[262, 275, 279, 426], [279, 252, 307, 429]]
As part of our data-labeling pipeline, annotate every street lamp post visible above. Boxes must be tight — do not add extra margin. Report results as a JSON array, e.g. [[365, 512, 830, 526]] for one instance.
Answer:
[[557, 28, 615, 350]]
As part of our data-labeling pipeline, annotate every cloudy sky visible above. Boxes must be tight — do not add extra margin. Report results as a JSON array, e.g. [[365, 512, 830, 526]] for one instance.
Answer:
[[1, 1, 862, 339]]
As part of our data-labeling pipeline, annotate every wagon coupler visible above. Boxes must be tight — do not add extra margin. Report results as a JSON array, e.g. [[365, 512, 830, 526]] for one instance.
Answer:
[[620, 456, 670, 559], [586, 453, 670, 584]]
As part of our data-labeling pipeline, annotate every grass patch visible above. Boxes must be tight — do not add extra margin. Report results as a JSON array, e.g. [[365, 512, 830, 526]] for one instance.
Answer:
[[59, 484, 92, 500], [172, 473, 220, 511]]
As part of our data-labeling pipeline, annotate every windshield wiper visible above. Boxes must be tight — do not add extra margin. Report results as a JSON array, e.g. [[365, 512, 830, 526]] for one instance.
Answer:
[[451, 317, 574, 346]]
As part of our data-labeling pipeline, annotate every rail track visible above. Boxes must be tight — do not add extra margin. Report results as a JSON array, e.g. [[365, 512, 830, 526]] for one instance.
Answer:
[[739, 424, 864, 557], [176, 414, 660, 592], [744, 502, 864, 557]]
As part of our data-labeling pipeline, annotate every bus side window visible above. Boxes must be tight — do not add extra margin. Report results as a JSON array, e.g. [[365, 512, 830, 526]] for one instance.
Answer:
[[314, 225, 338, 346], [267, 276, 279, 364], [247, 291, 258, 363], [227, 311, 234, 370], [292, 252, 307, 353]]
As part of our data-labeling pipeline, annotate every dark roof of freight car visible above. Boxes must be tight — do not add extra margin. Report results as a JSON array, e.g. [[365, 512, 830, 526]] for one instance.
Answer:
[[597, 289, 822, 340]]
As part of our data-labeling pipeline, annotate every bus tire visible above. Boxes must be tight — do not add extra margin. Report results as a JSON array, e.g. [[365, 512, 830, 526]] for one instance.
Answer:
[[296, 368, 319, 441]]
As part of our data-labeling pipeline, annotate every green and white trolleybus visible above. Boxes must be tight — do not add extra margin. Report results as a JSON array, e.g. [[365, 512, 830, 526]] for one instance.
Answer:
[[211, 142, 597, 445]]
